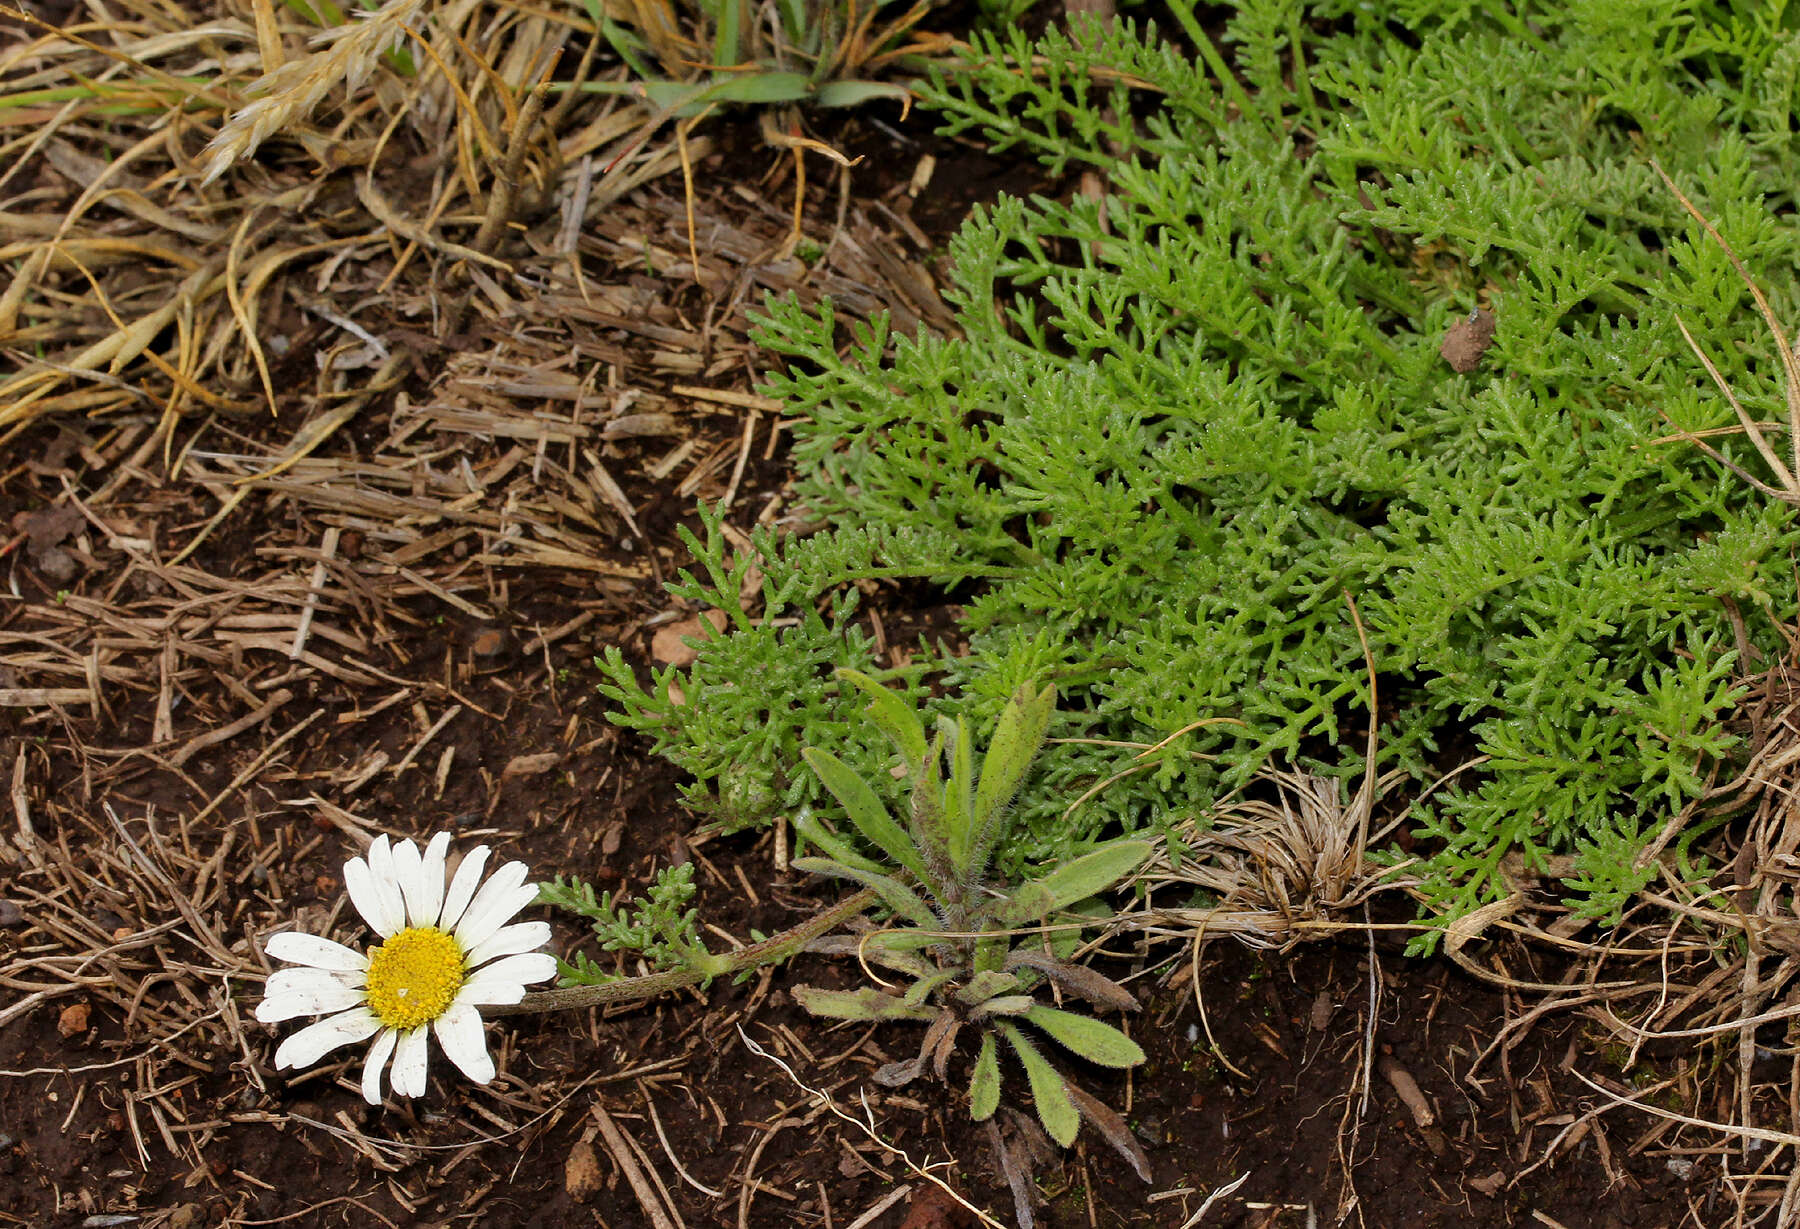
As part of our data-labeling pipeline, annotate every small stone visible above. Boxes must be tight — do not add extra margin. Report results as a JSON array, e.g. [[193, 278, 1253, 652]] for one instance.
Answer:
[[898, 1184, 974, 1229], [35, 546, 78, 582], [502, 752, 560, 779], [1469, 1170, 1506, 1197], [0, 899, 22, 926], [471, 628, 507, 657], [58, 1002, 91, 1038], [564, 1139, 604, 1201], [1440, 307, 1497, 373]]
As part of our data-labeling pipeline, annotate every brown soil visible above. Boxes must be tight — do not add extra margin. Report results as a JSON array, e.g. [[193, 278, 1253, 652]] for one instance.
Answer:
[[0, 84, 1718, 1229]]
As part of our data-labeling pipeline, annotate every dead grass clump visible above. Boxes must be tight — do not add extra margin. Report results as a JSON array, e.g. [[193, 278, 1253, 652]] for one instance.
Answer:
[[1, 0, 690, 443], [198, 0, 429, 184]]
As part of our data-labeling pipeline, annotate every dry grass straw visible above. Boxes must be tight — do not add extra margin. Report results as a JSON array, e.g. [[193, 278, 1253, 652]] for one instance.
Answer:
[[0, 0, 696, 442]]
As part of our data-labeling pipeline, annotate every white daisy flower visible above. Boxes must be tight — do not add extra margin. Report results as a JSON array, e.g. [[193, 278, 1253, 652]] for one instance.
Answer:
[[256, 833, 557, 1105]]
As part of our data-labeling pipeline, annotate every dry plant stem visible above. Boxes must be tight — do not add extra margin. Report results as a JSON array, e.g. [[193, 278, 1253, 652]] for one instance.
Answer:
[[481, 888, 877, 1017], [443, 47, 561, 339]]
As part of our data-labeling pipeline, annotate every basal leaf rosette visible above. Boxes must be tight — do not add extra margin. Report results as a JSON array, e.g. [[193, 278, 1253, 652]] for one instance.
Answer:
[[256, 833, 556, 1104]]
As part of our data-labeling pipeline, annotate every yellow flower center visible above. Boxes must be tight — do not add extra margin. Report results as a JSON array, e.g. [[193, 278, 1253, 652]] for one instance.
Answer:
[[364, 927, 464, 1030]]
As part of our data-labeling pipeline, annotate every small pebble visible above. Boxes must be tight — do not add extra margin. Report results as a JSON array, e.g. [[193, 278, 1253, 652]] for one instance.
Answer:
[[57, 1001, 92, 1039], [0, 900, 22, 926]]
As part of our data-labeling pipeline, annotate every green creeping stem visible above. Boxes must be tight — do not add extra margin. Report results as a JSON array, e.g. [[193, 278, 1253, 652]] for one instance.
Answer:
[[479, 888, 876, 1017]]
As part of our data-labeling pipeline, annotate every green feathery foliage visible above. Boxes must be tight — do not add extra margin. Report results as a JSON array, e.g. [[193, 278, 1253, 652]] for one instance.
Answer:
[[608, 0, 1800, 935]]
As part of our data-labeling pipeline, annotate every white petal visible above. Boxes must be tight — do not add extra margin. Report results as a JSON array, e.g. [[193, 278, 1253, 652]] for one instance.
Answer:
[[257, 971, 367, 1022], [456, 952, 559, 1005], [432, 1003, 495, 1085], [415, 833, 451, 928], [455, 883, 539, 954], [273, 1007, 381, 1069], [265, 931, 368, 973], [365, 836, 409, 936], [436, 845, 490, 933], [361, 1028, 398, 1105], [391, 1026, 430, 1098], [390, 837, 428, 927], [344, 855, 402, 937], [451, 861, 535, 951], [464, 920, 551, 970], [264, 966, 364, 1006]]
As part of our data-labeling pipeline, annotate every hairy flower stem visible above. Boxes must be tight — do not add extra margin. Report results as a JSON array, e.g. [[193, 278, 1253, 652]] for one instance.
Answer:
[[480, 888, 877, 1018]]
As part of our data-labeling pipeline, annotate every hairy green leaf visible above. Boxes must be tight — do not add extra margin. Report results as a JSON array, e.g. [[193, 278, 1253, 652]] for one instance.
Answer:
[[995, 840, 1152, 925], [968, 682, 1056, 869], [950, 716, 979, 870], [793, 985, 935, 1023], [813, 80, 912, 109], [789, 857, 938, 928], [802, 747, 928, 881], [955, 969, 1021, 1006], [1002, 1024, 1079, 1147], [838, 668, 928, 770], [792, 808, 888, 877], [970, 1033, 1001, 1121], [1023, 1006, 1145, 1068], [970, 994, 1037, 1019]]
